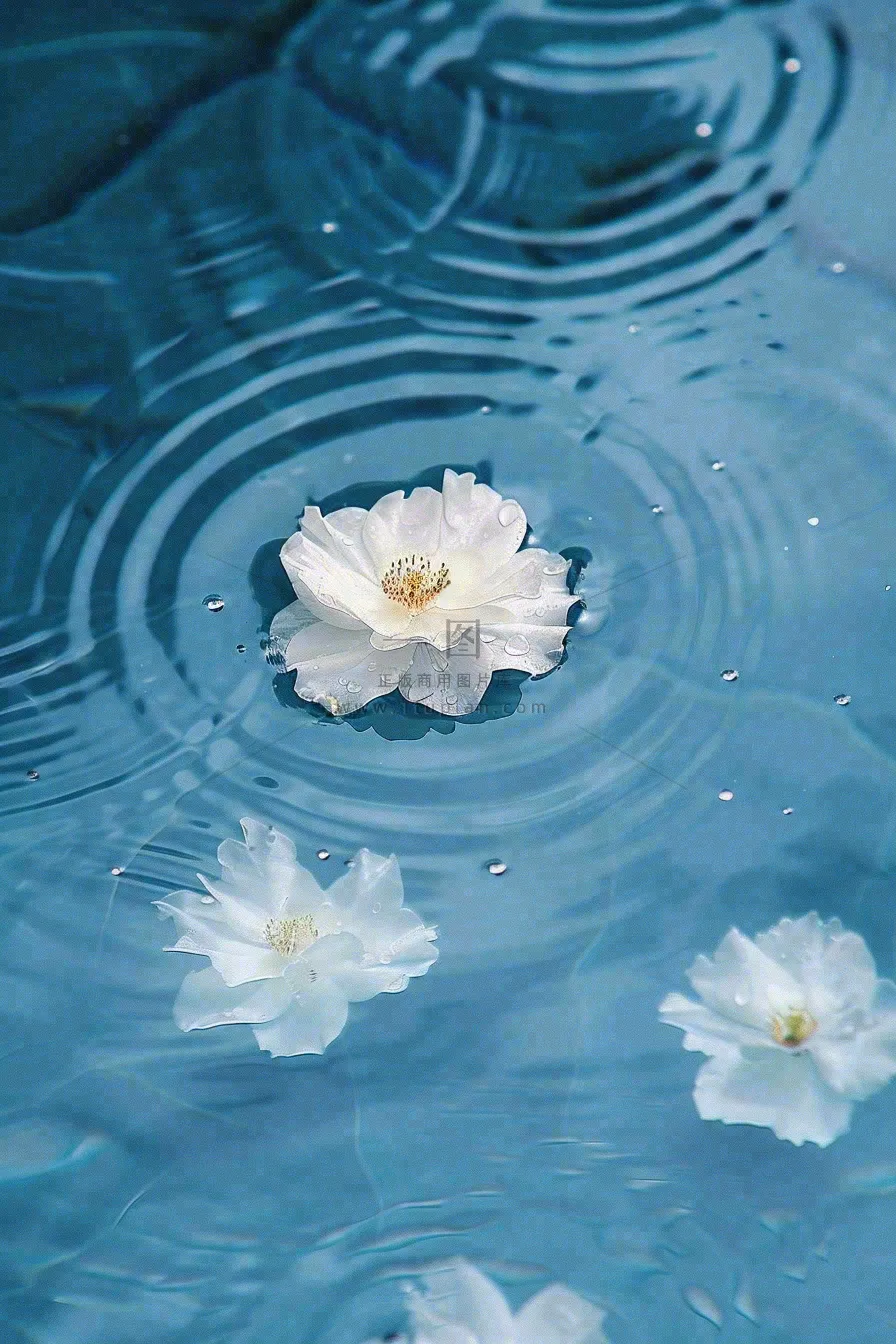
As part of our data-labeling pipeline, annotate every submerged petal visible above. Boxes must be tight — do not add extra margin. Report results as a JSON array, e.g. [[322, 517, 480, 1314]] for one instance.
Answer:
[[173, 966, 292, 1031], [251, 982, 349, 1057], [693, 1046, 853, 1147], [514, 1285, 608, 1344]]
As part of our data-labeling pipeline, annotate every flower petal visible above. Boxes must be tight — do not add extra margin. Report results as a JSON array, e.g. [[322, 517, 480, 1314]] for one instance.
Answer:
[[687, 928, 805, 1033], [408, 1260, 516, 1344], [755, 912, 880, 1016], [215, 818, 324, 921], [401, 642, 495, 715], [439, 469, 528, 565], [659, 991, 768, 1056], [281, 510, 401, 631], [173, 966, 292, 1031], [361, 484, 445, 570], [282, 623, 415, 712], [155, 896, 282, 987], [810, 978, 896, 1099], [515, 1285, 608, 1344], [251, 982, 349, 1056], [692, 1046, 853, 1147], [321, 852, 439, 985]]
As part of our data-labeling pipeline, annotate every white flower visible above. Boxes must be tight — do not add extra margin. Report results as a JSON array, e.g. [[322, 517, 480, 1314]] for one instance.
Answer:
[[397, 1259, 607, 1344], [156, 820, 437, 1057], [660, 913, 896, 1146], [269, 469, 579, 716]]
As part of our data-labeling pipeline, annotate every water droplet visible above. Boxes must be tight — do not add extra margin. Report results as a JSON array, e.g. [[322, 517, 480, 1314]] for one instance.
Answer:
[[26, 769, 40, 781], [782, 807, 794, 815], [235, 644, 246, 654], [498, 503, 519, 527], [886, 585, 892, 592], [337, 676, 348, 686], [695, 122, 713, 138], [784, 57, 801, 73], [480, 404, 493, 414], [346, 680, 361, 693], [721, 668, 739, 682], [487, 860, 508, 876], [445, 693, 458, 705], [111, 866, 125, 877], [830, 261, 846, 274], [321, 220, 339, 233], [627, 323, 640, 333], [504, 634, 530, 656], [718, 789, 734, 802], [834, 693, 851, 706], [535, 606, 546, 617], [341, 535, 355, 545], [651, 504, 664, 515], [200, 894, 216, 903], [542, 560, 567, 575], [479, 631, 496, 643], [316, 849, 330, 860], [711, 460, 726, 471], [371, 902, 381, 913], [203, 594, 225, 612], [808, 516, 820, 526]]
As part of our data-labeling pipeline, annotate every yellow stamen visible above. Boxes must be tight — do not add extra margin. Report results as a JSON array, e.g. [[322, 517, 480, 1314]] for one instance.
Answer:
[[381, 554, 450, 612], [264, 914, 318, 958], [771, 1007, 817, 1048]]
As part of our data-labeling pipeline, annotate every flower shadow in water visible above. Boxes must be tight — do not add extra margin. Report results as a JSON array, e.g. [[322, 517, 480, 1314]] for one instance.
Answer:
[[250, 463, 587, 741]]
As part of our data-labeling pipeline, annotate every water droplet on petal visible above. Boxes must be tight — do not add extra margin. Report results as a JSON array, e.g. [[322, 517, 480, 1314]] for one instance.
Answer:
[[487, 860, 507, 876], [504, 634, 530, 656], [342, 536, 355, 545], [734, 993, 747, 1007], [203, 594, 225, 612], [542, 559, 567, 575], [371, 902, 381, 913], [26, 769, 40, 781], [200, 894, 215, 903], [367, 662, 378, 671], [718, 789, 734, 802], [721, 668, 739, 682], [535, 606, 546, 617], [498, 503, 520, 527], [834, 693, 851, 706], [445, 693, 458, 705], [347, 680, 361, 693], [337, 676, 349, 686], [316, 849, 330, 860]]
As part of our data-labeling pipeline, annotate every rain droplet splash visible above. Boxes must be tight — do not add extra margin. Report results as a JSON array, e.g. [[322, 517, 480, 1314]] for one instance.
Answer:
[[203, 594, 225, 612]]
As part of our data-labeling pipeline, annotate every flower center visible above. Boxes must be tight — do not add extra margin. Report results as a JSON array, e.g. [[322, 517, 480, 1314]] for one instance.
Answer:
[[264, 914, 318, 958], [771, 1007, 817, 1048], [381, 554, 450, 612]]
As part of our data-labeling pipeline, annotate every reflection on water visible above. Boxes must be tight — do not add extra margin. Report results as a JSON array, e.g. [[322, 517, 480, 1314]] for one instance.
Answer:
[[1, 0, 896, 1340]]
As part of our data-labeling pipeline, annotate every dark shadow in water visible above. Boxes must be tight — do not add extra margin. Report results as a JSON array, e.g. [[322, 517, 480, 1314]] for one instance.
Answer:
[[253, 462, 585, 739]]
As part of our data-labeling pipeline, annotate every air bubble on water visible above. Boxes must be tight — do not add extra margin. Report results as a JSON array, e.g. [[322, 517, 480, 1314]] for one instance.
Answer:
[[316, 849, 330, 861], [782, 807, 794, 815], [111, 867, 125, 877], [321, 220, 339, 233], [627, 323, 640, 333], [341, 535, 355, 545], [346, 681, 361, 693], [498, 503, 519, 526], [26, 769, 40, 781], [711, 460, 726, 471], [718, 789, 735, 801], [487, 860, 508, 876], [203, 594, 225, 612], [834, 694, 851, 706], [504, 635, 530, 656], [886, 585, 892, 592], [721, 669, 739, 682], [808, 516, 820, 526], [784, 57, 801, 73], [651, 504, 664, 515], [829, 262, 846, 274], [480, 404, 493, 414], [695, 122, 713, 137]]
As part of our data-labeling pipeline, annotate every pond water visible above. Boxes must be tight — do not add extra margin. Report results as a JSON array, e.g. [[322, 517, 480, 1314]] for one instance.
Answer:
[[2, 0, 896, 1340]]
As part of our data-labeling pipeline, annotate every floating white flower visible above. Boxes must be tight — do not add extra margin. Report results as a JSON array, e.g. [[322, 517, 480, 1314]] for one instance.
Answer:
[[269, 469, 579, 716], [156, 820, 437, 1057], [660, 913, 896, 1146], [394, 1259, 607, 1344]]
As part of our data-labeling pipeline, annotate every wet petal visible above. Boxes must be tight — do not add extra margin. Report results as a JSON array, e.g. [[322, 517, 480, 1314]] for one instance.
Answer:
[[283, 624, 415, 712], [361, 484, 445, 570], [693, 1047, 853, 1147], [515, 1285, 608, 1344], [408, 1260, 516, 1344], [173, 966, 291, 1031], [687, 928, 804, 1032], [155, 897, 282, 987], [251, 982, 349, 1056], [659, 991, 768, 1056], [756, 912, 879, 1015]]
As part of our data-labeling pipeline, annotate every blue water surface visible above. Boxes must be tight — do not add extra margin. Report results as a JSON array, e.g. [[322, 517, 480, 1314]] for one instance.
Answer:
[[2, 0, 896, 1340]]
